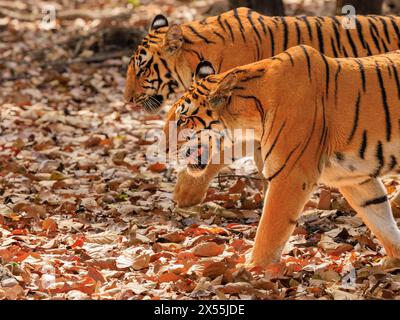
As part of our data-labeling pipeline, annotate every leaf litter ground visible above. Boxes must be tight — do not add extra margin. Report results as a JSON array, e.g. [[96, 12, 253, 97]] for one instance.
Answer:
[[1, 0, 400, 300]]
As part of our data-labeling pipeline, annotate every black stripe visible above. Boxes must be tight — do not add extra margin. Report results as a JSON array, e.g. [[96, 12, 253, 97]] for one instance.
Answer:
[[389, 16, 400, 47], [264, 122, 286, 161], [284, 52, 294, 66], [183, 36, 194, 45], [213, 30, 225, 43], [223, 19, 235, 42], [371, 141, 384, 177], [160, 57, 172, 74], [288, 98, 318, 174], [257, 15, 267, 35], [295, 22, 301, 44], [187, 25, 215, 44], [345, 29, 358, 57], [355, 18, 372, 56], [239, 74, 265, 83], [217, 15, 226, 32], [348, 93, 361, 143], [320, 53, 330, 98], [355, 59, 366, 92], [375, 62, 392, 141], [318, 97, 327, 153], [301, 16, 313, 41], [237, 94, 266, 139], [233, 8, 246, 43], [266, 144, 300, 181], [368, 18, 382, 52], [300, 45, 311, 81], [330, 38, 339, 58], [378, 17, 391, 46], [362, 195, 388, 207], [385, 56, 400, 99], [281, 17, 289, 51], [359, 130, 367, 159], [334, 59, 341, 107], [331, 17, 343, 55], [247, 9, 262, 43], [267, 24, 275, 56], [316, 21, 325, 54], [389, 155, 398, 171], [355, 18, 367, 48]]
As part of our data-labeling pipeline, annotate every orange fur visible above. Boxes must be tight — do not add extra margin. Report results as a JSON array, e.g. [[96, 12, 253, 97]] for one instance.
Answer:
[[168, 46, 400, 266]]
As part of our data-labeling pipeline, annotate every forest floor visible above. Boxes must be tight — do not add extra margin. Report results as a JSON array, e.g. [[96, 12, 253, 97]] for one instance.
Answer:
[[1, 0, 400, 300]]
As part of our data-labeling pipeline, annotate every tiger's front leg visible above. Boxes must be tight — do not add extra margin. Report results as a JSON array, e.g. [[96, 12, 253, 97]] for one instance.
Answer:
[[249, 172, 316, 267], [173, 163, 227, 208]]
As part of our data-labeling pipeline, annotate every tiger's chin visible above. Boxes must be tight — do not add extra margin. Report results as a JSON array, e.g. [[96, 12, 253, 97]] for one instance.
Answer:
[[187, 163, 208, 177]]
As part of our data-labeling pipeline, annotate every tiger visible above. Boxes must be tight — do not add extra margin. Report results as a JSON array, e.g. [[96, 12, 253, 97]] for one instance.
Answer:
[[125, 7, 400, 208], [164, 45, 400, 267]]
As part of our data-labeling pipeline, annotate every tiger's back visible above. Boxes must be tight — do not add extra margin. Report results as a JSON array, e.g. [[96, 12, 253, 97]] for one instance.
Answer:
[[126, 8, 400, 112]]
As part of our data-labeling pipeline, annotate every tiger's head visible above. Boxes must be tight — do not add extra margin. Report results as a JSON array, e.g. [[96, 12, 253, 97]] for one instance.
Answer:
[[125, 15, 193, 113], [163, 61, 243, 176]]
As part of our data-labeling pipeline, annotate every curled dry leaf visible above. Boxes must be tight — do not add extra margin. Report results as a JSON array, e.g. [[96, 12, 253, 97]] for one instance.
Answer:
[[193, 242, 225, 257], [202, 261, 227, 279], [148, 162, 166, 173], [86, 231, 119, 244]]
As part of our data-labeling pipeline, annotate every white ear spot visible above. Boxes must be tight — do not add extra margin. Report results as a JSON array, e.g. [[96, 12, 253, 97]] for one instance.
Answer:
[[195, 61, 215, 80], [199, 66, 214, 77], [151, 15, 168, 30]]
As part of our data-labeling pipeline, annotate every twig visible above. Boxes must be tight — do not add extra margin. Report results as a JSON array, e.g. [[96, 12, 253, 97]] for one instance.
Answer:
[[215, 174, 263, 181], [0, 1, 28, 11], [0, 7, 35, 21], [0, 7, 133, 22], [57, 8, 133, 20], [40, 49, 132, 67]]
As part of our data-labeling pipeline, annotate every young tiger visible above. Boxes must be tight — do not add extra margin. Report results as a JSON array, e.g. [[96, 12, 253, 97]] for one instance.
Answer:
[[165, 45, 400, 267], [126, 8, 400, 208]]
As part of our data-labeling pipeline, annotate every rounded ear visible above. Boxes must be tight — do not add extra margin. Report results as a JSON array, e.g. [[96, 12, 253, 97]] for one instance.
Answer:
[[163, 25, 183, 54], [150, 14, 168, 30], [195, 61, 215, 82], [208, 73, 238, 110]]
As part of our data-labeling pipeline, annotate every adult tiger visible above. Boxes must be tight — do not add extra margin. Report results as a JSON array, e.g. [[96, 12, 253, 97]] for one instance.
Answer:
[[166, 46, 400, 267], [126, 8, 400, 207]]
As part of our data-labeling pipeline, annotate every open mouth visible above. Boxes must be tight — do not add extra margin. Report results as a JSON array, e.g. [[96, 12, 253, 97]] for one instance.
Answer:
[[185, 144, 209, 171], [138, 94, 164, 113]]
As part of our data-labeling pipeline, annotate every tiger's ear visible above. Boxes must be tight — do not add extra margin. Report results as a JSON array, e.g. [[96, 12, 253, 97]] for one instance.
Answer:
[[150, 14, 168, 30], [163, 25, 183, 55], [208, 73, 238, 110], [195, 61, 215, 82]]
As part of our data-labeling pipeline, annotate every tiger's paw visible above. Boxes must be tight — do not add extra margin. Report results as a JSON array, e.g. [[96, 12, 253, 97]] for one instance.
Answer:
[[381, 256, 400, 272], [173, 170, 209, 208]]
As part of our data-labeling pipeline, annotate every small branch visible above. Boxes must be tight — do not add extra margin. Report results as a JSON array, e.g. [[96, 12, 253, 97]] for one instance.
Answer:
[[57, 8, 133, 20], [0, 7, 133, 22], [0, 1, 28, 11], [41, 49, 131, 68], [0, 7, 35, 21], [216, 174, 263, 181]]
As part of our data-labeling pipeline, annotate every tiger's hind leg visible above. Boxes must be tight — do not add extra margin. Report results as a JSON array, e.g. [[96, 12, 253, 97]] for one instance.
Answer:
[[249, 173, 316, 267], [339, 178, 400, 259]]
